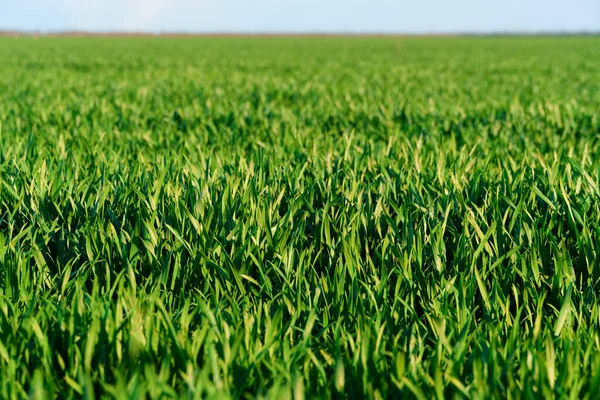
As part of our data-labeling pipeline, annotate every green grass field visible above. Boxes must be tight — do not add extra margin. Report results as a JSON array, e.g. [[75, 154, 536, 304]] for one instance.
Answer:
[[1, 36, 599, 398]]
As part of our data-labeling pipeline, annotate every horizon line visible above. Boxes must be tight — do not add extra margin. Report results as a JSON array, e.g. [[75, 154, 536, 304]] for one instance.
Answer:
[[1, 29, 599, 38]]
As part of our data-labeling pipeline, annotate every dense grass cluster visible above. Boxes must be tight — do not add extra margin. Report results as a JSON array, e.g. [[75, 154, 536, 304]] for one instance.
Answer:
[[0, 36, 599, 398]]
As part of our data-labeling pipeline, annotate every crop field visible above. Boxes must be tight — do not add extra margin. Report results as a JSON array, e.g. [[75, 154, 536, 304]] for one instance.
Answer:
[[0, 36, 599, 398]]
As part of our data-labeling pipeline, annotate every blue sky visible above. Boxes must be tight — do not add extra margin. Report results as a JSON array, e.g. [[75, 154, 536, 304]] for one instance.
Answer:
[[2, 0, 599, 34]]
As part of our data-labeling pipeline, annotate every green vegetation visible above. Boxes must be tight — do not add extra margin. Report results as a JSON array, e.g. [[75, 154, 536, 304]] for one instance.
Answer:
[[0, 36, 599, 398]]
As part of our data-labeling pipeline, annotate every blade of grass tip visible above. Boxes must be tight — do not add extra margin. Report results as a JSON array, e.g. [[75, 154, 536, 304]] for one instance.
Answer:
[[546, 335, 556, 390], [334, 359, 345, 392], [474, 266, 491, 312], [554, 283, 573, 337]]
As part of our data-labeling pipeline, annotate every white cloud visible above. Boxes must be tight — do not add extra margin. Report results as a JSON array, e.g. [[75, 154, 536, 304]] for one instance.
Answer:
[[121, 0, 168, 31], [54, 0, 171, 31]]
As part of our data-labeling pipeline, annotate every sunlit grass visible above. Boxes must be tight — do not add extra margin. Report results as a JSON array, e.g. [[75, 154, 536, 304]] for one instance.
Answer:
[[0, 36, 599, 398]]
